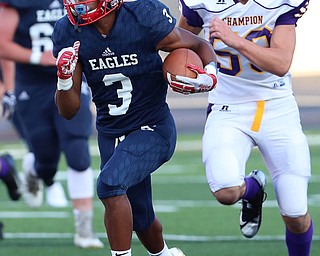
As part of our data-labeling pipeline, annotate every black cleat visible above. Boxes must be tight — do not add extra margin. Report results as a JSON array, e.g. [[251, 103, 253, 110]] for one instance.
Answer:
[[240, 170, 267, 238], [0, 154, 21, 201], [0, 221, 3, 240]]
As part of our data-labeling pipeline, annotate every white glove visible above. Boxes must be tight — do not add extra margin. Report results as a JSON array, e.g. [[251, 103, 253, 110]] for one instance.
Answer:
[[168, 62, 218, 94]]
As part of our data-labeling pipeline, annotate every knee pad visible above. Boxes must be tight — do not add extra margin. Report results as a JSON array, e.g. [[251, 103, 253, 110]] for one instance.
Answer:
[[64, 139, 91, 171], [275, 174, 309, 217], [96, 175, 127, 199]]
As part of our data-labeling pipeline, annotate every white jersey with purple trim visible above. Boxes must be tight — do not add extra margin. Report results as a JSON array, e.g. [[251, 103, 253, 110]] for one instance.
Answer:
[[180, 0, 309, 104]]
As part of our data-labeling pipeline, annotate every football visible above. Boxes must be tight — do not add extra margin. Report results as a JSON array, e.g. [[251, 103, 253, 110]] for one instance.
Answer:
[[162, 48, 203, 83]]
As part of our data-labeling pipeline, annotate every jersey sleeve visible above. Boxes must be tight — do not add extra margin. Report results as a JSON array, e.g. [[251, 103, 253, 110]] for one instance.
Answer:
[[179, 0, 204, 28], [276, 0, 309, 26], [139, 0, 176, 47], [52, 17, 76, 58]]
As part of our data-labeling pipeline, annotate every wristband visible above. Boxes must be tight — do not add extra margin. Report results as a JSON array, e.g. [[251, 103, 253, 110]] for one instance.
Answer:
[[204, 62, 218, 76], [57, 77, 73, 91], [29, 51, 42, 65]]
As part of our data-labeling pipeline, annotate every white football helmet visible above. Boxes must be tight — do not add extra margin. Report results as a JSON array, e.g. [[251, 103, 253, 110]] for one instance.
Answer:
[[64, 0, 123, 26]]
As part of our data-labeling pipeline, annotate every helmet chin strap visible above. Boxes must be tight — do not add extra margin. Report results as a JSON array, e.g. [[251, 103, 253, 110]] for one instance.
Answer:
[[74, 15, 81, 33]]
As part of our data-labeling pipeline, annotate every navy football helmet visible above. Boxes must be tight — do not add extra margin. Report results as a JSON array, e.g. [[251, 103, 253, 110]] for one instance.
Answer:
[[64, 0, 123, 26]]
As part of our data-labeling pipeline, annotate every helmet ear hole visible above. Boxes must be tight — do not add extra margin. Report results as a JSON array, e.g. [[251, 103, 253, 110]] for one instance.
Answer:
[[108, 0, 121, 9]]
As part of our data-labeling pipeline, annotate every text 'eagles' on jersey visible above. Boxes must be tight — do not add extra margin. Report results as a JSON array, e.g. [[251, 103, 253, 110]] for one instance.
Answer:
[[53, 0, 176, 136]]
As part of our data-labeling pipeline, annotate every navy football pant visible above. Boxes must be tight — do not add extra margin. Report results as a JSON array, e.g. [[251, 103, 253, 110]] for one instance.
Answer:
[[11, 111, 33, 152], [96, 113, 176, 231], [15, 87, 92, 186]]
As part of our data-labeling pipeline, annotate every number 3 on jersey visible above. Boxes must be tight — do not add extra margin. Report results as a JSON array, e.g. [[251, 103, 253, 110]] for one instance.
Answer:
[[102, 73, 132, 116], [162, 8, 173, 24]]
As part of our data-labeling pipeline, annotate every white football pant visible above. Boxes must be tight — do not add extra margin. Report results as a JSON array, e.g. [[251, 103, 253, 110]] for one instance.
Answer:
[[202, 95, 311, 217]]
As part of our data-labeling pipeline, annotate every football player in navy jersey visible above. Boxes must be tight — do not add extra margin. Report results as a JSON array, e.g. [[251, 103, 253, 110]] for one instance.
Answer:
[[0, 151, 21, 241], [0, 58, 21, 240], [1, 58, 15, 119], [0, 60, 21, 202], [0, 0, 104, 248], [179, 0, 313, 255], [52, 0, 217, 255], [0, 57, 36, 193]]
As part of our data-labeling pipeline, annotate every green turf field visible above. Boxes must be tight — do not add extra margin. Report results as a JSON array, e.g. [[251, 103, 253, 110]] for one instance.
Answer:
[[0, 132, 319, 255]]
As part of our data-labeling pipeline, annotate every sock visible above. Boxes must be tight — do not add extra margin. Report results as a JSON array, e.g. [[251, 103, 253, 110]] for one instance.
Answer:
[[286, 220, 313, 256], [0, 157, 10, 177], [148, 242, 170, 256], [243, 176, 260, 200], [111, 249, 131, 256]]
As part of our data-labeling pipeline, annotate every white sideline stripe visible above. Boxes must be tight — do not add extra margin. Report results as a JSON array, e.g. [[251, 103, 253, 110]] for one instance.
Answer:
[[2, 134, 320, 158], [0, 207, 176, 218], [3, 233, 320, 242], [0, 211, 70, 218], [54, 171, 320, 184], [1, 195, 319, 219], [175, 134, 320, 149], [155, 197, 320, 208]]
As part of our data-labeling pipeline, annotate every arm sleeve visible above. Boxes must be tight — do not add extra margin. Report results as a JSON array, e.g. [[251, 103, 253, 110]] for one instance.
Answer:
[[52, 18, 75, 58], [276, 0, 309, 26], [145, 0, 176, 47]]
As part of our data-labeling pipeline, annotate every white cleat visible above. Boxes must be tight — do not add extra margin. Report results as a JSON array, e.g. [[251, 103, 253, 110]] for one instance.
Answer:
[[74, 233, 104, 249], [21, 153, 43, 208], [169, 247, 186, 256], [46, 182, 68, 207], [74, 210, 104, 249]]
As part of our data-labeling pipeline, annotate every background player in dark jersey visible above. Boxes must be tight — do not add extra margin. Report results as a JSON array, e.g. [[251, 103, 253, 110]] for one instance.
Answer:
[[0, 1, 103, 248], [0, 152, 21, 240], [53, 0, 218, 255], [1, 57, 36, 192], [0, 58, 21, 202], [0, 58, 21, 240]]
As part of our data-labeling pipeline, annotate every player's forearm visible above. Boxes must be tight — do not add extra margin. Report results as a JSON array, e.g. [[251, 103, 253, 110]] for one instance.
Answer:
[[235, 37, 293, 77], [0, 58, 15, 92], [0, 41, 33, 64], [55, 88, 80, 120]]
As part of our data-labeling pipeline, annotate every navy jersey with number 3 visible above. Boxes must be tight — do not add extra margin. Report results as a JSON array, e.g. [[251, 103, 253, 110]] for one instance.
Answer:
[[52, 0, 176, 137]]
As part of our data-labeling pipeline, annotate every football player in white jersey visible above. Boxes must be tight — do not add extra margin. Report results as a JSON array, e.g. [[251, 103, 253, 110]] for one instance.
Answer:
[[179, 0, 313, 255]]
